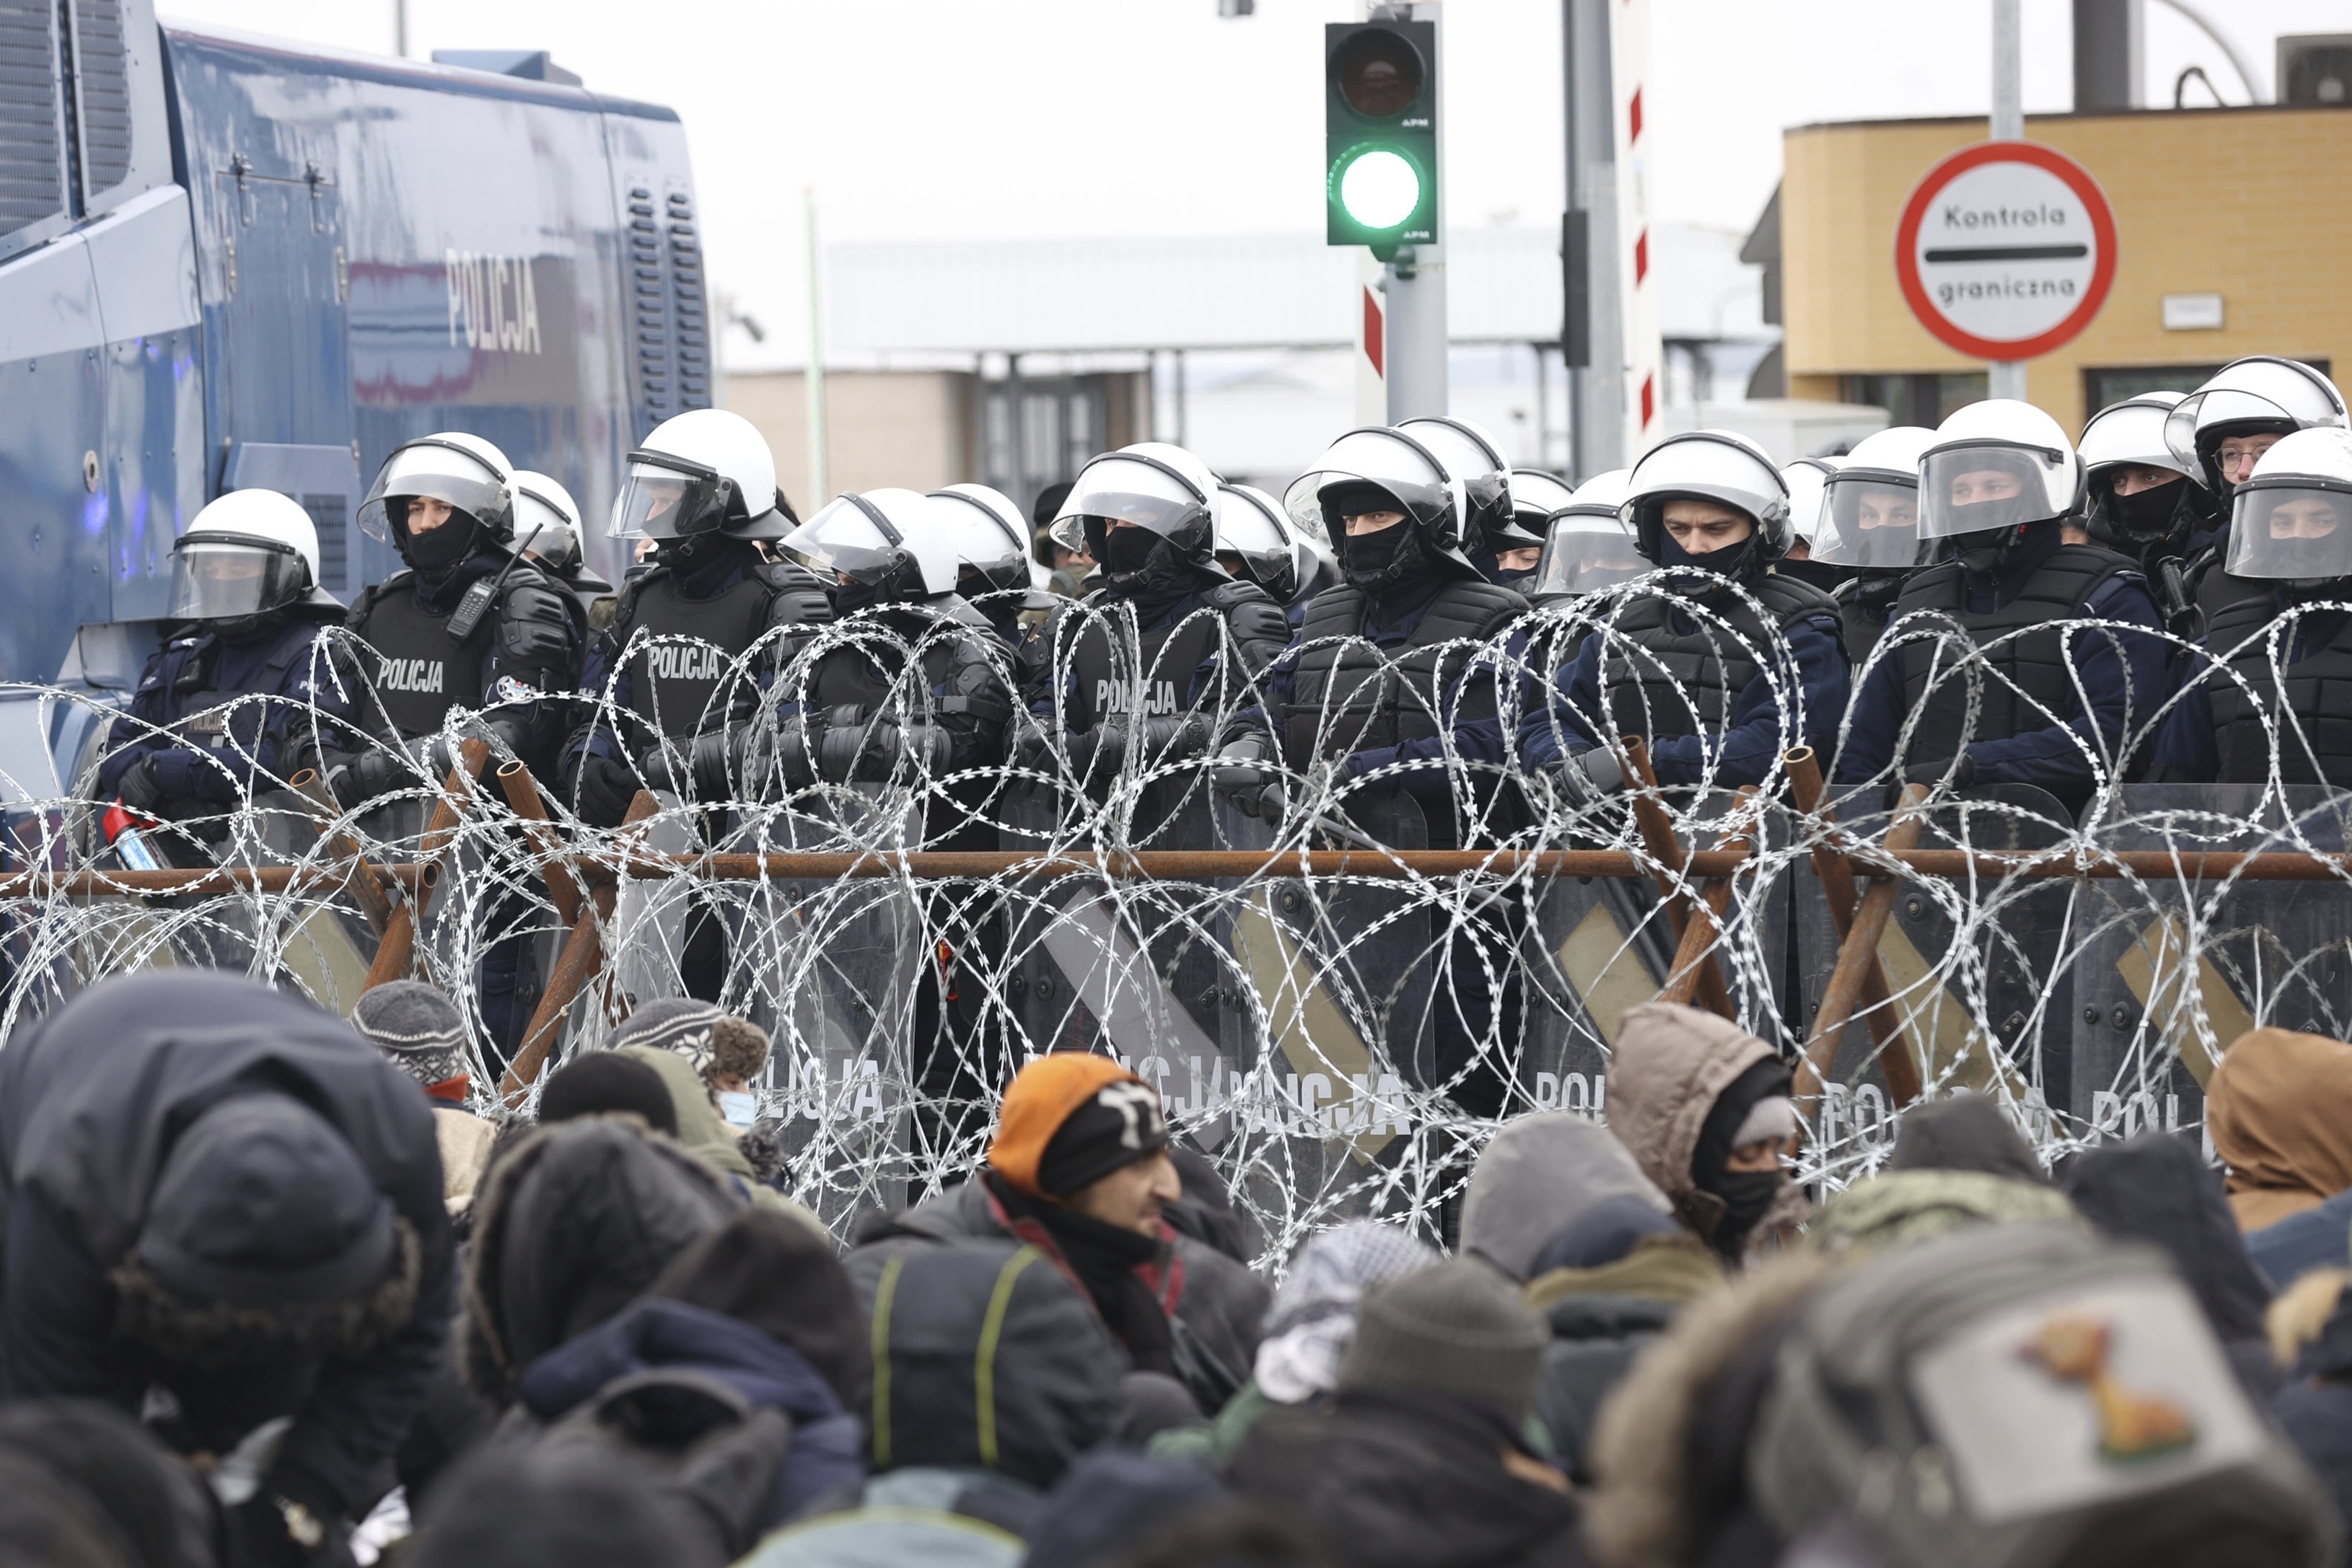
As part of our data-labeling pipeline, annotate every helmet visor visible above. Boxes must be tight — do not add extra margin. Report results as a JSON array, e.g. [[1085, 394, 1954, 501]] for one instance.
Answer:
[[780, 496, 909, 587], [2226, 480, 2352, 581], [359, 440, 510, 541], [1815, 472, 1926, 569], [1053, 456, 1208, 542], [1534, 515, 1648, 596], [1918, 442, 2067, 539], [164, 536, 306, 621], [610, 452, 729, 539]]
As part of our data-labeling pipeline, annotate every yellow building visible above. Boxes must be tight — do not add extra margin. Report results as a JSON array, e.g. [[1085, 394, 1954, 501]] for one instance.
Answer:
[[1776, 105, 2352, 435]]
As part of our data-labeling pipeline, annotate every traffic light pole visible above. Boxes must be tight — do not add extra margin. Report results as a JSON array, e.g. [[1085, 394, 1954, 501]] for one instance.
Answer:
[[1561, 0, 1623, 478], [1376, 0, 1446, 421]]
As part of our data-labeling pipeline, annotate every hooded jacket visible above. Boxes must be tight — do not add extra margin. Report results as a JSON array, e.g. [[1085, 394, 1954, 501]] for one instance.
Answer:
[[459, 1116, 743, 1407], [1461, 1114, 1675, 1282], [2061, 1133, 2279, 1399], [2273, 1277, 2352, 1545], [1603, 1003, 1808, 1255], [2206, 1026, 2352, 1231], [0, 973, 452, 1522], [869, 1176, 1269, 1419], [1524, 1234, 1724, 1486], [1804, 1168, 2081, 1260]]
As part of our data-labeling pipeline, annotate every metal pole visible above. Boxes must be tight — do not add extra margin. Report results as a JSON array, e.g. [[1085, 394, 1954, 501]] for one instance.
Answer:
[[1175, 348, 1188, 447], [1563, 0, 1623, 475], [1988, 0, 2029, 402], [1383, 1, 1447, 421], [802, 188, 830, 503], [394, 0, 408, 57]]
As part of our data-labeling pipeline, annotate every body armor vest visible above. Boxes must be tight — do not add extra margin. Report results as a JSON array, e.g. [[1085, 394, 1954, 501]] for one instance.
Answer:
[[1281, 578, 1526, 773], [1063, 596, 1228, 734], [1896, 544, 2137, 768], [2203, 594, 2352, 787], [1599, 571, 1838, 745], [620, 568, 780, 740], [349, 576, 490, 739], [1836, 575, 1903, 665]]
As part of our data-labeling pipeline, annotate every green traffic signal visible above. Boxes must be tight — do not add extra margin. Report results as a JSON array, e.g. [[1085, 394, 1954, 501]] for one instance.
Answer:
[[1325, 19, 1437, 258]]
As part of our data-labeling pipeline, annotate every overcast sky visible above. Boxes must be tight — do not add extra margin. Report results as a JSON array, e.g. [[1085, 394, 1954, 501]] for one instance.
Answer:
[[163, 0, 2343, 367]]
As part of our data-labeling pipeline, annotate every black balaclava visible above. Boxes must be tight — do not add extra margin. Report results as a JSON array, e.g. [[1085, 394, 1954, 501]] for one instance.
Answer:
[[398, 506, 482, 579], [1087, 518, 1209, 625], [1691, 1057, 1792, 1260], [1326, 481, 1437, 596], [662, 534, 765, 601], [1941, 449, 2049, 578], [1656, 529, 1756, 583]]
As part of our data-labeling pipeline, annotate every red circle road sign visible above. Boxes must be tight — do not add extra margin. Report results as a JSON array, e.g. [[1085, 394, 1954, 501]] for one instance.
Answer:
[[1895, 141, 2118, 362]]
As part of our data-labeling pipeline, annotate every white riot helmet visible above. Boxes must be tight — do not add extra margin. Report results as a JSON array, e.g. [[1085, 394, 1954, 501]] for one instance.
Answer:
[[1918, 402, 2084, 565], [611, 408, 789, 545], [1283, 426, 1475, 586], [1397, 415, 1513, 547], [2224, 427, 2352, 591], [1215, 483, 1320, 604], [2164, 358, 2348, 495], [1815, 426, 1935, 573], [1781, 457, 1838, 548], [1622, 430, 1792, 565], [1501, 469, 1576, 552], [2077, 392, 2213, 548], [167, 489, 338, 624], [1048, 442, 1221, 591], [782, 488, 962, 603], [512, 470, 583, 568], [359, 431, 516, 545], [929, 483, 1040, 599], [1531, 469, 1644, 599]]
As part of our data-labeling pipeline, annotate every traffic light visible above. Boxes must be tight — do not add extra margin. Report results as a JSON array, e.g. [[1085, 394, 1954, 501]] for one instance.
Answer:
[[1325, 19, 1437, 260]]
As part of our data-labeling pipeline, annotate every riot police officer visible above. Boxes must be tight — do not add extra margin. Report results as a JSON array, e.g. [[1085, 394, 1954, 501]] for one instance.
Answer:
[[929, 482, 1047, 646], [1811, 426, 1934, 662], [2154, 428, 2352, 785], [332, 432, 579, 804], [1519, 431, 1849, 793], [513, 469, 614, 643], [1524, 470, 1641, 604], [1835, 400, 2169, 811], [1776, 454, 1851, 593], [1492, 469, 1576, 591], [2077, 394, 2219, 637], [2168, 358, 2350, 621], [561, 408, 831, 829], [97, 491, 353, 864], [1214, 481, 1333, 626], [1020, 442, 1291, 812]]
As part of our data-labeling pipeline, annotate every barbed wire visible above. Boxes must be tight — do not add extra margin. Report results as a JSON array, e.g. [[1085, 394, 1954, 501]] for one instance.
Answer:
[[5, 589, 2349, 1263]]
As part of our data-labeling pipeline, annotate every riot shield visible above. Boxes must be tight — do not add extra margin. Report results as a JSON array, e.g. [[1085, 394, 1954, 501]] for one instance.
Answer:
[[1794, 783, 2077, 1169], [2070, 785, 2352, 1146]]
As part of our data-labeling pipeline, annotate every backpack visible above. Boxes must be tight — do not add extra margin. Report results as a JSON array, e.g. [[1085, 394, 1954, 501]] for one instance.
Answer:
[[1750, 1222, 2338, 1568]]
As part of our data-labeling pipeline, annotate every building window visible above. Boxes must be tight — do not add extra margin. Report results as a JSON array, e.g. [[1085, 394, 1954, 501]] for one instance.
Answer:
[[2081, 361, 2330, 414], [1840, 374, 1988, 428]]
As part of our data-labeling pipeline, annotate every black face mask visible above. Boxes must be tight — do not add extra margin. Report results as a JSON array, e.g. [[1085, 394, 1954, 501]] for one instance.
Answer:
[[835, 576, 884, 615], [1343, 521, 1429, 593], [1657, 530, 1753, 581], [1496, 564, 1536, 588], [2100, 477, 2186, 545], [1103, 527, 1162, 580], [1708, 1169, 1782, 1256], [399, 511, 481, 575]]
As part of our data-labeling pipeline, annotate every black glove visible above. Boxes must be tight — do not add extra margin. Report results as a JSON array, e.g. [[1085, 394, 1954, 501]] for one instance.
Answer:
[[641, 731, 733, 798], [323, 749, 401, 810], [1137, 713, 1208, 762], [232, 1469, 352, 1568], [1069, 720, 1128, 781], [1212, 733, 1285, 821], [114, 754, 164, 812], [1010, 717, 1056, 774], [575, 752, 642, 827], [1892, 749, 1975, 809]]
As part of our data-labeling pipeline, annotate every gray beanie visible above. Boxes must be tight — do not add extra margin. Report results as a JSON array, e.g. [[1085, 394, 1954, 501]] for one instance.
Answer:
[[1339, 1259, 1548, 1421], [351, 980, 471, 1093], [609, 997, 768, 1085]]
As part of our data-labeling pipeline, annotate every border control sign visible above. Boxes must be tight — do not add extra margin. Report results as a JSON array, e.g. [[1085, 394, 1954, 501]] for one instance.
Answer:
[[1895, 141, 2117, 361]]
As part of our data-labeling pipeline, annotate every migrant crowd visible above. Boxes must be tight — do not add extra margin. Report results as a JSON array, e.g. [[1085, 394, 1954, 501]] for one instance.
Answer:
[[11, 969, 2352, 1567]]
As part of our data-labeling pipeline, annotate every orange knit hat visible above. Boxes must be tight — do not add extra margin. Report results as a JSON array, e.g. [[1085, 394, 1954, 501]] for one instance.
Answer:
[[988, 1053, 1151, 1200]]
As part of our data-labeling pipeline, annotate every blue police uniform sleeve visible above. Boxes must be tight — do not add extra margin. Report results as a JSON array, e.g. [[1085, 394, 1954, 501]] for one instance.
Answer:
[[1963, 576, 2171, 791], [561, 635, 634, 776], [1648, 613, 1848, 789], [2150, 674, 2220, 782], [94, 648, 184, 798], [1834, 650, 1905, 788], [1517, 629, 1606, 773]]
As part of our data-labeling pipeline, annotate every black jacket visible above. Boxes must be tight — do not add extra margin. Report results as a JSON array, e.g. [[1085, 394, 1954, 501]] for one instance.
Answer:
[[0, 973, 454, 1519], [1229, 1387, 1592, 1568]]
